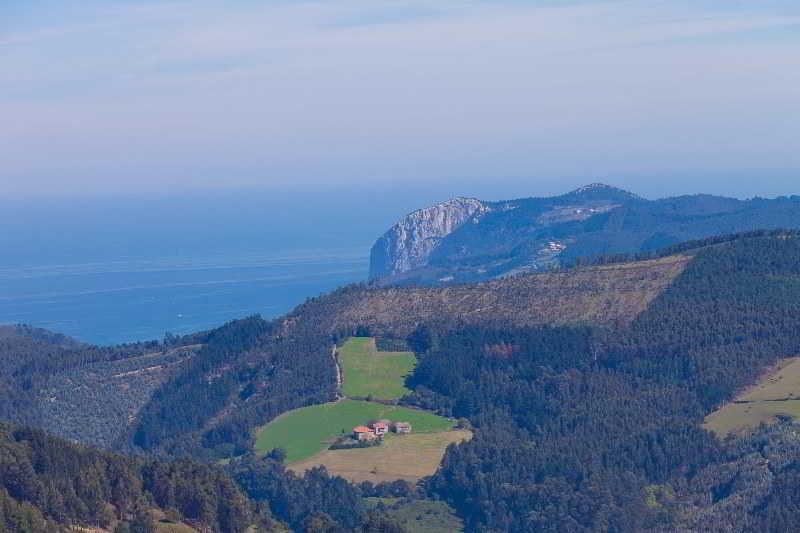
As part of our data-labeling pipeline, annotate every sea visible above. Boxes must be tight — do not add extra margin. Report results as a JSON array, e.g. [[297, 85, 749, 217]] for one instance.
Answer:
[[0, 247, 368, 346], [0, 188, 407, 346]]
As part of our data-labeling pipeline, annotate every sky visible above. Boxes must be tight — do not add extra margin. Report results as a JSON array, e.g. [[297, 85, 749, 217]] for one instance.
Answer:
[[1, 0, 799, 201]]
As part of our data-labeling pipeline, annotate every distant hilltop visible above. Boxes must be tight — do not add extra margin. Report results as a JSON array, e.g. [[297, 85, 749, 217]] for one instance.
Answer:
[[369, 184, 800, 285]]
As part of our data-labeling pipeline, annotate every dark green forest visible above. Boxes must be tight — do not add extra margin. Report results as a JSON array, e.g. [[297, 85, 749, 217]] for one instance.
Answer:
[[0, 423, 271, 532], [407, 232, 800, 531], [130, 315, 337, 459]]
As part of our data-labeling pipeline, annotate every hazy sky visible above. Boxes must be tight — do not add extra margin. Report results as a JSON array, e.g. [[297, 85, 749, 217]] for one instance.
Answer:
[[2, 0, 799, 200]]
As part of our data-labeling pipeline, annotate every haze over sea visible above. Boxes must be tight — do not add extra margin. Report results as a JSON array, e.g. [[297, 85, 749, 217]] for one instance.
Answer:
[[0, 188, 419, 346]]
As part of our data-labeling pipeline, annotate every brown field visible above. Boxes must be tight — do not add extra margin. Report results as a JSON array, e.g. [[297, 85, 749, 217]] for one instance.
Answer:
[[289, 255, 691, 340], [737, 357, 800, 402], [289, 430, 472, 483], [704, 357, 800, 437]]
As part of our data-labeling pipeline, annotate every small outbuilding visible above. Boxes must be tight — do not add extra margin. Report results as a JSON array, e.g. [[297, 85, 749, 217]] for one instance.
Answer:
[[393, 422, 412, 434], [372, 422, 389, 436]]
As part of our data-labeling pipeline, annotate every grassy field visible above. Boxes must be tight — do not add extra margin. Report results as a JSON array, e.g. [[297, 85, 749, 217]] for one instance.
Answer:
[[254, 336, 456, 474], [365, 498, 464, 533], [704, 357, 800, 437], [289, 430, 472, 483], [254, 399, 454, 462], [339, 337, 416, 400], [705, 400, 800, 437], [737, 357, 800, 401]]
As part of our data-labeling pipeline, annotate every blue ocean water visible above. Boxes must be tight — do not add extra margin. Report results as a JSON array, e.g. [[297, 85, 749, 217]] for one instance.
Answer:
[[0, 247, 367, 346], [0, 186, 450, 346]]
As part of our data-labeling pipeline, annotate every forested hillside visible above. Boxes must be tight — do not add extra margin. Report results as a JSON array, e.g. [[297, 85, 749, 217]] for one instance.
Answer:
[[409, 231, 800, 531], [0, 422, 420, 532], [0, 423, 273, 532], [5, 231, 800, 531], [4, 231, 796, 465], [124, 251, 690, 459], [0, 325, 203, 450]]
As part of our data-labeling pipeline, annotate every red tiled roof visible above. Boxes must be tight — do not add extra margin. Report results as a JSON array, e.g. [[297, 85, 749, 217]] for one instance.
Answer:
[[353, 426, 372, 433], [373, 422, 389, 429]]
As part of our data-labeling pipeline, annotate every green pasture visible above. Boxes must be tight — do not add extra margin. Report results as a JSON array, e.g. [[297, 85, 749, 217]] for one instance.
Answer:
[[254, 398, 452, 462], [339, 337, 416, 400]]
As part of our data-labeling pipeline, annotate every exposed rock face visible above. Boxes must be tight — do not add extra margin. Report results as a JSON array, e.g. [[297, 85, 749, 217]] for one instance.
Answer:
[[369, 197, 488, 279]]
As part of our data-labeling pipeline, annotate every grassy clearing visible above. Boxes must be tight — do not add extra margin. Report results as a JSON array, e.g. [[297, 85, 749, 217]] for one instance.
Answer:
[[737, 357, 800, 401], [365, 498, 464, 533], [339, 337, 416, 400], [705, 400, 800, 437], [704, 356, 800, 437], [254, 399, 453, 463], [254, 336, 455, 472], [289, 430, 471, 483]]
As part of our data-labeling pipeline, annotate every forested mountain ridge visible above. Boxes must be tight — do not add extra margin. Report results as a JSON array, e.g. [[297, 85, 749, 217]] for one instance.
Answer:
[[369, 184, 800, 285], [1, 231, 791, 462]]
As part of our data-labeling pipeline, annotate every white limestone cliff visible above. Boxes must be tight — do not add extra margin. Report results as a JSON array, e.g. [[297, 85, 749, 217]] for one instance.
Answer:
[[369, 197, 488, 278]]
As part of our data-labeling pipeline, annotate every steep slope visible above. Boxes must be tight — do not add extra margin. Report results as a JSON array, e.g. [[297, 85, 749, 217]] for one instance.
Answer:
[[369, 184, 800, 285], [0, 325, 202, 450], [0, 423, 269, 532], [370, 197, 488, 278]]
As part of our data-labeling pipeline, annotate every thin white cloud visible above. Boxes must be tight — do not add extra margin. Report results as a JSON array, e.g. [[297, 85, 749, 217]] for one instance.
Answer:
[[0, 0, 798, 196]]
